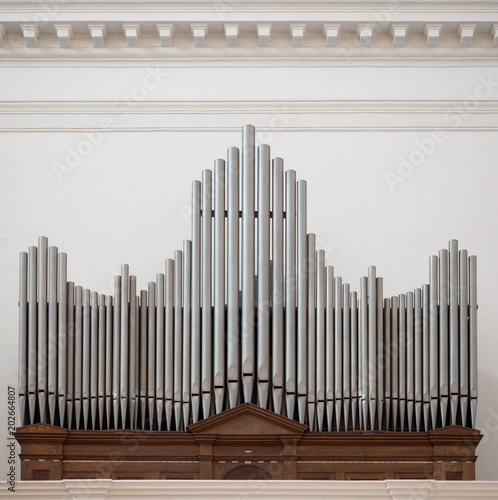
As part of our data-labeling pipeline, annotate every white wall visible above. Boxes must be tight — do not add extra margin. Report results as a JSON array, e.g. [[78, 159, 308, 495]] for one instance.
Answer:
[[2, 58, 498, 481]]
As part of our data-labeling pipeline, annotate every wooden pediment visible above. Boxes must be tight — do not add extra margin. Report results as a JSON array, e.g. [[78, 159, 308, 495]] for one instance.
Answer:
[[16, 423, 67, 434], [187, 403, 308, 435], [429, 424, 481, 436]]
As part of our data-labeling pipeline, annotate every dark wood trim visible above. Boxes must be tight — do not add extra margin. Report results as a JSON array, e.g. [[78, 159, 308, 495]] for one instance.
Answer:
[[16, 403, 482, 481]]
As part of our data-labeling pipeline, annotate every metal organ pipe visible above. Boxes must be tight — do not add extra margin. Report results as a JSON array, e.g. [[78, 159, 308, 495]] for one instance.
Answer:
[[307, 234, 316, 429], [201, 169, 212, 418], [182, 241, 192, 429], [285, 170, 297, 419], [191, 180, 201, 423], [257, 145, 270, 410], [316, 250, 326, 431], [272, 158, 284, 416], [17, 127, 478, 435], [174, 251, 184, 429], [227, 148, 240, 410], [214, 160, 225, 415], [296, 180, 307, 424], [326, 266, 335, 430], [241, 124, 255, 404]]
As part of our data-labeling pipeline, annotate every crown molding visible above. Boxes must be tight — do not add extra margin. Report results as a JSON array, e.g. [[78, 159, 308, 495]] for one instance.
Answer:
[[1, 0, 498, 66], [2, 99, 498, 132]]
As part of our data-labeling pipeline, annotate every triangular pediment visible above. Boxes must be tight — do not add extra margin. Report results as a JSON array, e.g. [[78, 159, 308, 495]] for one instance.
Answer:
[[187, 403, 308, 435], [16, 423, 67, 434], [429, 425, 482, 436]]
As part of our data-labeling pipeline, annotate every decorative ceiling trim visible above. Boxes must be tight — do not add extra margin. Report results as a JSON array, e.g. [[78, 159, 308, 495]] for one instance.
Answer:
[[1, 5, 498, 67], [2, 99, 498, 132]]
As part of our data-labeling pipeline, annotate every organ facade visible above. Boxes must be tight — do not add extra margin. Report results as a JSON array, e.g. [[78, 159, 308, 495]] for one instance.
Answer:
[[16, 126, 482, 480]]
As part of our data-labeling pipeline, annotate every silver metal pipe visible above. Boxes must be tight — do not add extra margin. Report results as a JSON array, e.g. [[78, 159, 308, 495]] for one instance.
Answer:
[[98, 294, 106, 430], [383, 298, 391, 431], [241, 124, 255, 404], [147, 281, 156, 430], [429, 255, 439, 429], [191, 180, 201, 422], [129, 277, 137, 429], [334, 276, 342, 431], [406, 291, 414, 431], [48, 246, 58, 424], [285, 170, 297, 419], [155, 272, 166, 430], [214, 159, 226, 415], [165, 260, 174, 430], [257, 145, 270, 410], [414, 288, 422, 432], [449, 239, 459, 425], [57, 253, 67, 428], [90, 291, 99, 429], [316, 250, 326, 430], [343, 283, 351, 431], [201, 169, 212, 417], [351, 291, 358, 431], [174, 252, 184, 427], [272, 158, 284, 415], [105, 295, 112, 429], [112, 275, 121, 429], [368, 266, 377, 431], [376, 277, 384, 431], [82, 289, 91, 430], [296, 180, 307, 424], [120, 264, 129, 428], [139, 290, 148, 429], [359, 276, 368, 430], [27, 246, 37, 424], [182, 241, 192, 428], [19, 252, 28, 425], [326, 266, 334, 430], [469, 255, 477, 428], [227, 147, 239, 410], [66, 282, 75, 429], [398, 293, 406, 432], [422, 284, 430, 431], [133, 294, 140, 429], [37, 236, 48, 423], [134, 296, 139, 429], [74, 285, 83, 430], [439, 249, 449, 427], [459, 249, 469, 427], [307, 234, 316, 429], [390, 295, 398, 431]]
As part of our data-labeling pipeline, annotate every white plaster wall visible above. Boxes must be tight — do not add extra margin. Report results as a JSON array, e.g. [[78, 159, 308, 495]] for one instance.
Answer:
[[1, 64, 498, 482]]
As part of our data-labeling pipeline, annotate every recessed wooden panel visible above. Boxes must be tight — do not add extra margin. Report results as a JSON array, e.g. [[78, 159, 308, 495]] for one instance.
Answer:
[[32, 469, 50, 480], [346, 472, 385, 480]]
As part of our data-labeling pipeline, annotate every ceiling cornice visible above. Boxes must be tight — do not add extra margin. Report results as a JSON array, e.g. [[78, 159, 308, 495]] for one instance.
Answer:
[[1, 1, 497, 66]]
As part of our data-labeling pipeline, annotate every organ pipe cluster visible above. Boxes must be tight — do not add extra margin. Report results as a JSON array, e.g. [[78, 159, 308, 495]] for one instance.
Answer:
[[18, 125, 478, 432]]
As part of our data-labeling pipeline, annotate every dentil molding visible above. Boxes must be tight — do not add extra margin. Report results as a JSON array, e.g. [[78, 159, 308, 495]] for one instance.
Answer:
[[0, 0, 498, 66]]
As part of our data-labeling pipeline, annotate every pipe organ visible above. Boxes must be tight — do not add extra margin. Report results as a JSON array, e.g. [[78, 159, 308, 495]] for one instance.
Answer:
[[18, 125, 478, 435]]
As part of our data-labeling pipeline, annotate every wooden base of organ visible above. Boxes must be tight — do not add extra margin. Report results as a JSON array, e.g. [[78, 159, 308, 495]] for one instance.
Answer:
[[16, 403, 481, 481]]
